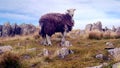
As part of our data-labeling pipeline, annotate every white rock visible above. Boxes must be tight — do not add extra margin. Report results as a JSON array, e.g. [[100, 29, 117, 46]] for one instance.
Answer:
[[86, 64, 103, 68], [43, 48, 49, 57], [56, 47, 73, 58], [96, 54, 103, 59], [60, 41, 72, 47], [27, 48, 36, 51], [0, 45, 13, 54]]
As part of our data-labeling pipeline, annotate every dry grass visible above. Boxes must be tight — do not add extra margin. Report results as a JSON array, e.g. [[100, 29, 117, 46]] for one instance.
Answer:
[[0, 30, 120, 68]]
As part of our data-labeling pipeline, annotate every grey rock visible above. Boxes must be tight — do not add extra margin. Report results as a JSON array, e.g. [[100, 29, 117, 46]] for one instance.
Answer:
[[92, 21, 102, 31], [2, 22, 12, 37], [42, 48, 49, 57], [105, 42, 115, 49], [22, 54, 31, 59], [116, 27, 120, 35], [85, 24, 93, 31], [60, 41, 72, 47], [11, 23, 21, 36], [96, 54, 103, 59], [56, 47, 73, 58], [20, 24, 36, 35], [108, 48, 120, 56], [27, 48, 36, 51], [112, 26, 116, 32], [0, 45, 13, 54], [86, 64, 103, 68], [112, 62, 120, 68]]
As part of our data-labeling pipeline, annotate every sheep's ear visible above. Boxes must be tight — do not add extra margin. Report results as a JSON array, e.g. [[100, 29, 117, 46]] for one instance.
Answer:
[[73, 9, 76, 11], [67, 10, 70, 12]]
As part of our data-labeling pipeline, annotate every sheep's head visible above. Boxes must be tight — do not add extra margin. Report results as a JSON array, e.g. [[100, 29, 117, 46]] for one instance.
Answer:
[[67, 9, 76, 17]]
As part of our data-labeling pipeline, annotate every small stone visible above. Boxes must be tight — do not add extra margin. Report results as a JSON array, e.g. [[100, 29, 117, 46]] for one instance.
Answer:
[[0, 45, 13, 54], [27, 48, 36, 51], [105, 42, 115, 49], [56, 47, 73, 58], [43, 48, 49, 57], [86, 64, 103, 68], [22, 54, 31, 59], [60, 41, 72, 47], [95, 54, 103, 59]]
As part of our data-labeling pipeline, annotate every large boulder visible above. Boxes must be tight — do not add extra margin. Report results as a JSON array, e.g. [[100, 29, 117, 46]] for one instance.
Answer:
[[112, 26, 116, 32], [0, 25, 2, 37], [92, 21, 102, 31], [116, 27, 120, 35], [85, 24, 92, 31], [20, 24, 36, 35], [2, 22, 12, 37], [11, 23, 21, 36]]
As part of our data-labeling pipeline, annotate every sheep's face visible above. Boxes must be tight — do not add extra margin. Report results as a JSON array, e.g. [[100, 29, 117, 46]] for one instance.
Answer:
[[67, 9, 76, 17]]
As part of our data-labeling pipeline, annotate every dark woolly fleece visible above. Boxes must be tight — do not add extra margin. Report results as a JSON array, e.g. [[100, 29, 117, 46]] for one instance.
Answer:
[[39, 13, 74, 37]]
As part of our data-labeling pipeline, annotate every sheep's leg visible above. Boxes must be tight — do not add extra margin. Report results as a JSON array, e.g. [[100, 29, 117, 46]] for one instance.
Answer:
[[61, 31, 67, 43], [46, 34, 52, 45], [61, 25, 68, 43], [41, 37, 47, 45]]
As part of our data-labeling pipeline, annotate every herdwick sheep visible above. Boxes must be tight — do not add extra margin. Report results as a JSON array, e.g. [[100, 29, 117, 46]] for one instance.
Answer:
[[39, 9, 76, 45]]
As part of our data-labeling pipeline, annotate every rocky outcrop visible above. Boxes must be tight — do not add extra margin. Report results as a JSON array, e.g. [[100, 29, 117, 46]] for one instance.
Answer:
[[11, 23, 21, 36], [116, 27, 120, 35], [20, 24, 36, 35], [0, 23, 37, 37], [2, 22, 12, 37], [92, 21, 102, 31], [85, 21, 102, 32], [85, 24, 92, 31], [112, 26, 116, 32]]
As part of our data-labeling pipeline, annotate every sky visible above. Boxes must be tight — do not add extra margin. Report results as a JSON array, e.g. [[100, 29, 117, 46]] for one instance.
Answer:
[[0, 0, 120, 29]]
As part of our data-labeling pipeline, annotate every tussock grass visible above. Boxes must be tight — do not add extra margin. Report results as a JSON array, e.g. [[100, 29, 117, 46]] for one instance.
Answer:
[[0, 52, 22, 68]]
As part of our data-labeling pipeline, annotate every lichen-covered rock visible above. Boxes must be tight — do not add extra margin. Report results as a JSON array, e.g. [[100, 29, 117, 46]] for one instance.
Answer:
[[56, 47, 73, 58], [108, 48, 120, 56], [112, 26, 116, 32], [116, 27, 120, 35], [60, 41, 72, 47], [105, 42, 115, 49], [92, 21, 102, 31], [20, 24, 36, 35], [85, 24, 92, 31], [11, 23, 21, 36], [42, 48, 49, 57], [2, 22, 12, 37], [0, 45, 13, 54]]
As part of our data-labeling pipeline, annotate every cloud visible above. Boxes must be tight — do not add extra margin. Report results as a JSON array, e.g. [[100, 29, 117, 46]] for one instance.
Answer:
[[0, 0, 120, 29]]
